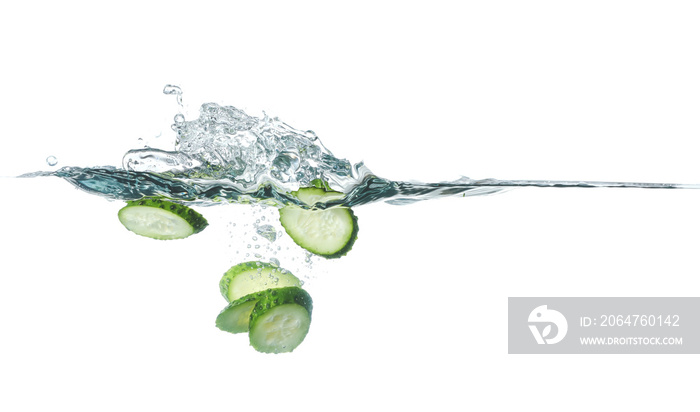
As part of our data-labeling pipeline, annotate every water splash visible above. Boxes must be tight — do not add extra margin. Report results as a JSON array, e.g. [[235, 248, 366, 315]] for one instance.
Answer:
[[18, 94, 700, 209], [163, 84, 183, 107], [115, 100, 369, 207]]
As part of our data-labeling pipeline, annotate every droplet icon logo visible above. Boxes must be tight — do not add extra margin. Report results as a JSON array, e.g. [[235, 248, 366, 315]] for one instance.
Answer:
[[528, 305, 568, 344]]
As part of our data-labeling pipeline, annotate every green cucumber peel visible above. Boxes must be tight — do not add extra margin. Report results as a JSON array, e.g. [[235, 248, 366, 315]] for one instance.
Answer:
[[215, 290, 267, 334], [219, 261, 303, 303], [279, 186, 359, 259], [248, 286, 313, 354], [117, 198, 208, 240]]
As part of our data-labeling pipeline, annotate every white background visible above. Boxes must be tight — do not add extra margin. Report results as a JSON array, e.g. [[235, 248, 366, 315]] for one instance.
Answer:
[[1, 1, 699, 410]]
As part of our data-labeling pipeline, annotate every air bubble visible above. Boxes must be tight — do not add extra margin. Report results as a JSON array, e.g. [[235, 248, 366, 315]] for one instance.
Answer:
[[46, 156, 58, 166], [256, 225, 277, 242]]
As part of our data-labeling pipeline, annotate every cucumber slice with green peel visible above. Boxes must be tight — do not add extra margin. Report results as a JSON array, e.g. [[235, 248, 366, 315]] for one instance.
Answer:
[[215, 291, 265, 334], [118, 198, 208, 240], [293, 186, 345, 205], [219, 261, 303, 303], [279, 187, 358, 259], [249, 287, 313, 354]]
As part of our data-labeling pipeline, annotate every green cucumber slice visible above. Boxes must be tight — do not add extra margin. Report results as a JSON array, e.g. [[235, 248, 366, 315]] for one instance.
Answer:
[[293, 186, 345, 205], [249, 287, 313, 354], [279, 187, 358, 259], [118, 198, 208, 240], [215, 291, 265, 334], [219, 261, 303, 303]]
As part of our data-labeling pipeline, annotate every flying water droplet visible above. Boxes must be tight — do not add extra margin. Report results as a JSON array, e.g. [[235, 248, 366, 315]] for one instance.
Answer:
[[46, 156, 58, 166], [171, 113, 186, 132], [163, 84, 183, 106]]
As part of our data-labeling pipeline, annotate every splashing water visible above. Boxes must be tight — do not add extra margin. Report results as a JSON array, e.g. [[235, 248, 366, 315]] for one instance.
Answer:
[[18, 88, 700, 210], [163, 84, 183, 107]]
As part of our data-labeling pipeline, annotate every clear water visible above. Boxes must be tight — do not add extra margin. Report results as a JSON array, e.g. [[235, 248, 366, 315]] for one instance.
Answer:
[[45, 156, 58, 167], [18, 87, 700, 209]]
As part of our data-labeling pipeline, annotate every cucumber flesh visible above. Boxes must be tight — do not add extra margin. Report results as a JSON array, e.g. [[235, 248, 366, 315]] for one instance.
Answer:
[[279, 187, 358, 259], [294, 187, 345, 205], [215, 292, 263, 334], [249, 287, 313, 354], [118, 198, 208, 240], [219, 261, 302, 303]]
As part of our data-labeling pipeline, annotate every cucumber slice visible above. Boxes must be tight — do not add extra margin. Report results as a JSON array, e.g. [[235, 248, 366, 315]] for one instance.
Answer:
[[279, 187, 358, 259], [117, 198, 208, 240], [215, 291, 265, 334], [249, 287, 313, 354], [219, 261, 303, 303]]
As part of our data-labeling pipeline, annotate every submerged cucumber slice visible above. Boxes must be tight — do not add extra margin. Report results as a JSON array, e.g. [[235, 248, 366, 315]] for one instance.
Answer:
[[118, 198, 208, 240], [215, 291, 265, 334], [279, 187, 358, 259], [219, 261, 303, 303], [249, 287, 313, 354]]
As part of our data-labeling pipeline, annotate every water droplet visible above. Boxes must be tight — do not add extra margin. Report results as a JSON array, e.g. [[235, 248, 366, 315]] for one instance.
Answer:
[[269, 257, 280, 266], [174, 114, 185, 124], [163, 84, 183, 106], [46, 156, 58, 166], [163, 84, 181, 95]]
